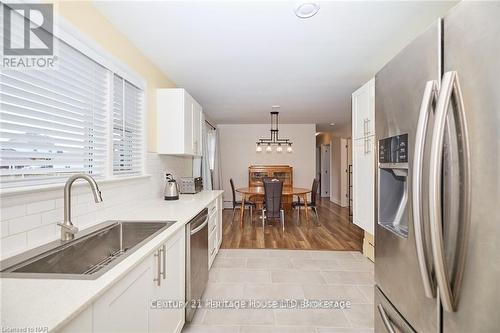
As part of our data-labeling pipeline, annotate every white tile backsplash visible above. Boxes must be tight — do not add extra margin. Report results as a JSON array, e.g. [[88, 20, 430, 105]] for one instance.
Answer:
[[0, 153, 192, 260]]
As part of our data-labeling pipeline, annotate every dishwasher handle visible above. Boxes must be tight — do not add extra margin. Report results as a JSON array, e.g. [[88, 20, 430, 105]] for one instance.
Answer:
[[190, 216, 208, 235]]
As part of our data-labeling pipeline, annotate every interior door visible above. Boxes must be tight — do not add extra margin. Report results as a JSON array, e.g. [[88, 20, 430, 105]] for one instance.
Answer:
[[440, 2, 500, 332], [320, 144, 330, 197]]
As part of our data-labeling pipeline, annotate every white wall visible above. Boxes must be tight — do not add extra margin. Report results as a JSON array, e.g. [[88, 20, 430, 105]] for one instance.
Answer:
[[0, 154, 192, 259], [218, 124, 316, 206]]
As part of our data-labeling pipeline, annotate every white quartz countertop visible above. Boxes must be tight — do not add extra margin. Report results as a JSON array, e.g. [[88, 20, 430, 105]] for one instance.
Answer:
[[0, 190, 224, 332]]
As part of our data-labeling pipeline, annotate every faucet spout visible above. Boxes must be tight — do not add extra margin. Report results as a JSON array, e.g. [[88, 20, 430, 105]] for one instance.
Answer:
[[60, 174, 103, 241]]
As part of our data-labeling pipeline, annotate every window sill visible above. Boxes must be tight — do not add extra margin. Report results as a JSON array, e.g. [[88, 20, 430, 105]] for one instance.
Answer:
[[0, 175, 152, 198]]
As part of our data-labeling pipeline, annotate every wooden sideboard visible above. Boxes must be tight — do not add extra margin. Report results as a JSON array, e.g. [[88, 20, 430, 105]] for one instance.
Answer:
[[248, 165, 293, 209]]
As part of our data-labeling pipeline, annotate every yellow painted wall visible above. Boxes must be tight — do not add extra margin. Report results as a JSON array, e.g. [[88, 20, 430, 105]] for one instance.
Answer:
[[55, 1, 175, 152]]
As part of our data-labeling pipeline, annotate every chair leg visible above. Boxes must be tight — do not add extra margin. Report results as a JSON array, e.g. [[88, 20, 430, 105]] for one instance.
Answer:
[[280, 209, 285, 232], [262, 209, 266, 229], [231, 208, 236, 224], [250, 206, 253, 223], [313, 206, 319, 224]]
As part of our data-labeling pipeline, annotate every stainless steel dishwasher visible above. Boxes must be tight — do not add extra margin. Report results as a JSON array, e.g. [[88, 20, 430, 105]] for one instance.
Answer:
[[185, 208, 209, 322]]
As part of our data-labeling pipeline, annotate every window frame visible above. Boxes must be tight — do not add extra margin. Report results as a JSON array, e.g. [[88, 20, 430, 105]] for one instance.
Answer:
[[0, 11, 148, 192]]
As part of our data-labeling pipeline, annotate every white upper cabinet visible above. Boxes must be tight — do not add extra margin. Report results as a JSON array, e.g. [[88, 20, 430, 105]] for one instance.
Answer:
[[352, 78, 375, 140], [157, 88, 203, 156]]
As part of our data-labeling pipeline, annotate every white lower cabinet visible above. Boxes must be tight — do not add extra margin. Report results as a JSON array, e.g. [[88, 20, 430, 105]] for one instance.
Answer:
[[207, 196, 223, 269], [93, 257, 152, 333], [149, 229, 185, 333], [217, 197, 223, 249], [58, 226, 185, 333]]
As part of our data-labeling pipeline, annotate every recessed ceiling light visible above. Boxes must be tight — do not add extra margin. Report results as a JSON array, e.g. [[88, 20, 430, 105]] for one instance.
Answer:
[[272, 105, 281, 109], [330, 122, 335, 126], [295, 2, 320, 19]]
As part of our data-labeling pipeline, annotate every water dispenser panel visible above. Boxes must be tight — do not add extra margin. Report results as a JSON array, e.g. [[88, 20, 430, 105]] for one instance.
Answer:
[[378, 133, 409, 238], [379, 134, 408, 163]]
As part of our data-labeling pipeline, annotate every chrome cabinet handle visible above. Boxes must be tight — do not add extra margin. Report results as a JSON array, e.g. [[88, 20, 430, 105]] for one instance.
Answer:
[[377, 304, 396, 333], [429, 71, 471, 312], [413, 80, 438, 298], [161, 244, 166, 280], [153, 247, 163, 286]]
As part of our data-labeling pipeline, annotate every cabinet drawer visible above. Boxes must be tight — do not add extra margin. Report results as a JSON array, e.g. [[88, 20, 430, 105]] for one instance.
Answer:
[[208, 230, 217, 268], [207, 200, 217, 216], [208, 210, 217, 235]]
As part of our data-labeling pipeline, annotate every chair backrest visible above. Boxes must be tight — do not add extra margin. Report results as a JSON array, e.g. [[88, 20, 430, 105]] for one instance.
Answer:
[[230, 178, 237, 207], [263, 179, 283, 218], [311, 178, 319, 206]]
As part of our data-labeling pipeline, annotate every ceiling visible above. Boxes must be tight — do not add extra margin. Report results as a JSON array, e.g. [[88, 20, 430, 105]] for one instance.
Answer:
[[93, 1, 456, 132]]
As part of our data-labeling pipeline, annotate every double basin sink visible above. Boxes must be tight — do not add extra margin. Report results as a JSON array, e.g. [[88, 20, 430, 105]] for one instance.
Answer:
[[0, 220, 176, 279]]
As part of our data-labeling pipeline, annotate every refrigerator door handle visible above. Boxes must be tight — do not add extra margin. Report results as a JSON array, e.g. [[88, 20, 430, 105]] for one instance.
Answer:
[[412, 80, 438, 298], [377, 304, 397, 333], [429, 71, 471, 312]]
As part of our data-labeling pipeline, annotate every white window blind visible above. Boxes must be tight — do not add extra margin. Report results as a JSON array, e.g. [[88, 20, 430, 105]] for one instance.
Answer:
[[0, 39, 110, 188], [112, 75, 143, 176]]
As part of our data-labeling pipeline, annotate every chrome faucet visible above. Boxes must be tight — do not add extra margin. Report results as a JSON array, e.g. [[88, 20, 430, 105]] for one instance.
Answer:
[[59, 174, 103, 241]]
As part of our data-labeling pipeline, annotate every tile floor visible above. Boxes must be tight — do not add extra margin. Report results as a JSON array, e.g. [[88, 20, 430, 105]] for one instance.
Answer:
[[182, 249, 374, 333]]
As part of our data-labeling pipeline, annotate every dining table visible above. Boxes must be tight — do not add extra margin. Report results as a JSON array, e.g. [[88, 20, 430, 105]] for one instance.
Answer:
[[235, 187, 312, 227]]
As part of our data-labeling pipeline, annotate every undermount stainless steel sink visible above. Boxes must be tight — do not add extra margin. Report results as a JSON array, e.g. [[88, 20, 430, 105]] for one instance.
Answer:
[[0, 220, 176, 280]]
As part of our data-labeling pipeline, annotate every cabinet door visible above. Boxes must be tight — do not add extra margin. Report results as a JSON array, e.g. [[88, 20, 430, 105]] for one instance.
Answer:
[[192, 102, 202, 156], [352, 137, 375, 234], [184, 92, 194, 155], [217, 197, 223, 249], [208, 211, 217, 269], [352, 78, 375, 140], [93, 258, 151, 333], [149, 228, 185, 333]]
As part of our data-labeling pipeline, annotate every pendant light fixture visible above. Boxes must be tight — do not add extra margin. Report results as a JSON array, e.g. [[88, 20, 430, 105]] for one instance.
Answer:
[[256, 107, 293, 153]]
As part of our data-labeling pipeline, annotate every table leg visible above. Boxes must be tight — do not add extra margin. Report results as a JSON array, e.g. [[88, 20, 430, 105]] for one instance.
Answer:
[[240, 195, 246, 228], [302, 194, 309, 223]]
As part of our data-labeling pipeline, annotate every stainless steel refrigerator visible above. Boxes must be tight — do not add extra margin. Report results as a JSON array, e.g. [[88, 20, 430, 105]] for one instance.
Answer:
[[374, 2, 499, 332]]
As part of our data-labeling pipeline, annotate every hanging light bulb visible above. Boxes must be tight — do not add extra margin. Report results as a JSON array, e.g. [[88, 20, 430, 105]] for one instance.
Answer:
[[276, 143, 283, 153], [256, 143, 262, 152], [287, 143, 293, 153], [266, 143, 272, 152]]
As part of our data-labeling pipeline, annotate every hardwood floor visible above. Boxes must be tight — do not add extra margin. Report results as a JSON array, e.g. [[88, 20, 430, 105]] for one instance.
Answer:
[[221, 198, 364, 251]]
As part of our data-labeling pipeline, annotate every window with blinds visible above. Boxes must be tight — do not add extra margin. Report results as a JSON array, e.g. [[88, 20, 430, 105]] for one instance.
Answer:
[[0, 39, 109, 188], [0, 9, 144, 188], [112, 75, 143, 176]]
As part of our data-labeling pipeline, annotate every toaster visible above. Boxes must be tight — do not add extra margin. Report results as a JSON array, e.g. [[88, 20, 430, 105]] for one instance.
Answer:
[[179, 177, 203, 194]]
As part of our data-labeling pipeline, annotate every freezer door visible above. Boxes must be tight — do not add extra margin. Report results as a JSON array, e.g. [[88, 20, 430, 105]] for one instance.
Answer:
[[375, 21, 440, 333], [440, 2, 500, 331], [375, 286, 417, 333]]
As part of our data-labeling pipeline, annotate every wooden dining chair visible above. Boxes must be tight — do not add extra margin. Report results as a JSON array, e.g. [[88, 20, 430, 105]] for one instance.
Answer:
[[230, 178, 255, 223], [262, 179, 284, 231], [292, 178, 319, 223]]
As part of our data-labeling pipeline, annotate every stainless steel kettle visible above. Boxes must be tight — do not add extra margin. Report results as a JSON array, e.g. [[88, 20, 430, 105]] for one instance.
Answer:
[[164, 173, 179, 200]]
